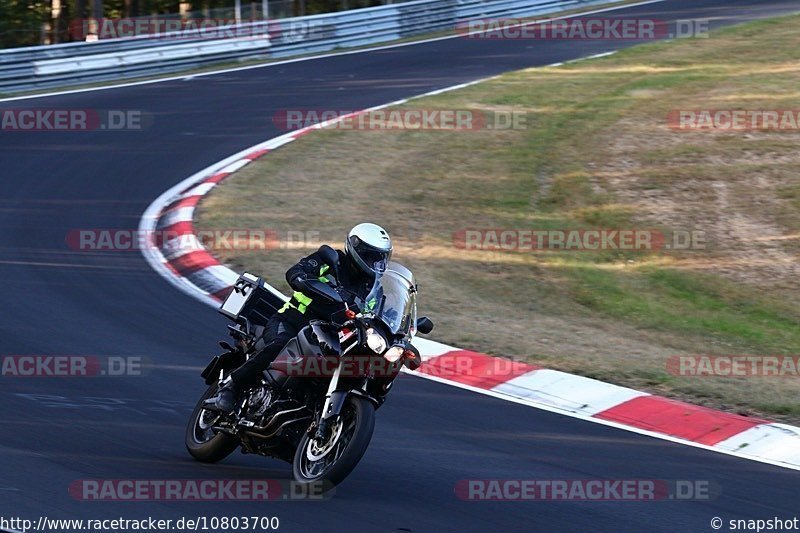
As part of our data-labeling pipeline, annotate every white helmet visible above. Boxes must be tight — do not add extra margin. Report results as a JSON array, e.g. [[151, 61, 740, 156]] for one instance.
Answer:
[[345, 223, 392, 277]]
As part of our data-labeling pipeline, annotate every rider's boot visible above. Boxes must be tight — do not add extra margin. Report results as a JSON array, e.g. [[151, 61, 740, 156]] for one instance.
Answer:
[[204, 377, 240, 414]]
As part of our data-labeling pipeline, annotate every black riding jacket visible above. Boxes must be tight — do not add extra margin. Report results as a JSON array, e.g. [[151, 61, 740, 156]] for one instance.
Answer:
[[277, 246, 374, 328]]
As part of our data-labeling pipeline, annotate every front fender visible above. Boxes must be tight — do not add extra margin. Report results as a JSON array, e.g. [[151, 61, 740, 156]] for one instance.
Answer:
[[323, 389, 379, 421]]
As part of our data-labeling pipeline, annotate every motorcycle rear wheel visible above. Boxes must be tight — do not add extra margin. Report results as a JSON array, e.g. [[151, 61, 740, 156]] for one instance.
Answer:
[[185, 383, 239, 463]]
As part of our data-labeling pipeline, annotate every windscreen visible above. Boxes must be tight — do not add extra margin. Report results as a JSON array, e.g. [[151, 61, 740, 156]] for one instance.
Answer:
[[362, 270, 417, 335]]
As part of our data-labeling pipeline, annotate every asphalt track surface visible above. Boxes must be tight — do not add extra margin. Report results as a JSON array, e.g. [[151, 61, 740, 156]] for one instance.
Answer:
[[1, 1, 799, 531]]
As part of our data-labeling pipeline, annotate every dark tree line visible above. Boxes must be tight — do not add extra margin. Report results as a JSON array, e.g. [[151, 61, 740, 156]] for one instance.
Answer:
[[0, 0, 387, 48]]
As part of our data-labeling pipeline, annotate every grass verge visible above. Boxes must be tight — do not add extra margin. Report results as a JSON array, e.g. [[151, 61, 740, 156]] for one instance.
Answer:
[[197, 14, 800, 421]]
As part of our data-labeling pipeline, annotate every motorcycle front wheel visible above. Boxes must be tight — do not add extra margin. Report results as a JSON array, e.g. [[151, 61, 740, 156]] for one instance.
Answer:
[[292, 395, 375, 488], [185, 383, 239, 463]]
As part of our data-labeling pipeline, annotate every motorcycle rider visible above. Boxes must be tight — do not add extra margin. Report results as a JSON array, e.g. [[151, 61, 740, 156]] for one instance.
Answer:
[[208, 222, 393, 413]]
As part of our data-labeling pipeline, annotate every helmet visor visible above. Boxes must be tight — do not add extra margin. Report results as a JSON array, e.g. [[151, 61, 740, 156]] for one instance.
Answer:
[[352, 239, 391, 273]]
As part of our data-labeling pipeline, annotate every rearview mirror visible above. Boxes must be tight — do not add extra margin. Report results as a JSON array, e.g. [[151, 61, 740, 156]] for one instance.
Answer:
[[318, 245, 339, 268], [416, 316, 434, 335]]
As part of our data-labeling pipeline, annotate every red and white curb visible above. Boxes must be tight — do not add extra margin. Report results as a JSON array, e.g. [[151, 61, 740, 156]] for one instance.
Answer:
[[140, 90, 800, 474], [139, 85, 488, 303]]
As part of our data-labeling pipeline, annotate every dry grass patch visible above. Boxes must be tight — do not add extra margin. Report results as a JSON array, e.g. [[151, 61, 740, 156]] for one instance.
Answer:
[[198, 15, 800, 421]]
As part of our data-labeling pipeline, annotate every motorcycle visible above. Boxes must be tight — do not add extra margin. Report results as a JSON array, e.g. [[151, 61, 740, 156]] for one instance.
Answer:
[[185, 245, 434, 488]]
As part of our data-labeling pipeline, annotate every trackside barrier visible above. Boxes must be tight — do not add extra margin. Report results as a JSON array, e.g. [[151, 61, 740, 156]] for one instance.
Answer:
[[0, 0, 607, 93]]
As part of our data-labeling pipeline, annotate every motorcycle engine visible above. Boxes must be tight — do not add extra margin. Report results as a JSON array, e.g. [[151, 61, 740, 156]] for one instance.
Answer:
[[246, 387, 273, 420]]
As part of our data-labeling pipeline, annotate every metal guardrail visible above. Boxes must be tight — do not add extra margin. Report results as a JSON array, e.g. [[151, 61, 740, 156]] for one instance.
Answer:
[[0, 0, 605, 94]]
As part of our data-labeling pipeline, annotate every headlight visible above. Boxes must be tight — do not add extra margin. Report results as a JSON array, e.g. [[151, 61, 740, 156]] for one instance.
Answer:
[[365, 328, 387, 354], [383, 345, 404, 363]]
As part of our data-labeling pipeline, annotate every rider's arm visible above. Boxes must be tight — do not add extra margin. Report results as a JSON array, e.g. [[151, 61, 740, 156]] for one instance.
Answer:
[[285, 247, 336, 291]]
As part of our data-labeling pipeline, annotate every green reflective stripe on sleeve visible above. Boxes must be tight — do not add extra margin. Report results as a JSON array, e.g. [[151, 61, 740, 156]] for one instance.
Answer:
[[280, 291, 313, 314], [318, 264, 331, 283], [292, 291, 313, 314], [366, 297, 377, 310], [293, 291, 312, 306]]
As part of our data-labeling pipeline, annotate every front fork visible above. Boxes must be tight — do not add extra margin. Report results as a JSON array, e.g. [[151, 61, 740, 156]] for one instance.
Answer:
[[315, 359, 345, 440], [313, 358, 380, 440]]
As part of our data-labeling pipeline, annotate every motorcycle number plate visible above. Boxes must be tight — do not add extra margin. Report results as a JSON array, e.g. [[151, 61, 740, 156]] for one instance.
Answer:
[[219, 273, 259, 319]]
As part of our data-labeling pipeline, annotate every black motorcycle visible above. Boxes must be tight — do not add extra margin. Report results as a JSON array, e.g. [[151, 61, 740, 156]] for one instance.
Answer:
[[185, 246, 433, 487]]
